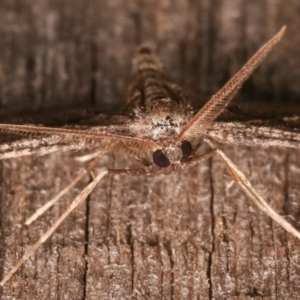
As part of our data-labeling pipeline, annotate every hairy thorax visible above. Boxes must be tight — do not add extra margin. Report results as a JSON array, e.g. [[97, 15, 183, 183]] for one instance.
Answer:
[[128, 97, 194, 142]]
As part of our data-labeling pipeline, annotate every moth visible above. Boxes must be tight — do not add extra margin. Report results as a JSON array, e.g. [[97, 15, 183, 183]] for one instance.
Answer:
[[0, 25, 299, 286]]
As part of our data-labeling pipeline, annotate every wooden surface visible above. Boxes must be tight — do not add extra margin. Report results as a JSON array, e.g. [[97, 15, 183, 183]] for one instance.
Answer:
[[1, 1, 300, 299]]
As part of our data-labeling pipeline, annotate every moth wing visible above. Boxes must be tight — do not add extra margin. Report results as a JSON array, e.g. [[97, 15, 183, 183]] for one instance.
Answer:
[[206, 119, 300, 149], [0, 109, 156, 160], [0, 110, 157, 159]]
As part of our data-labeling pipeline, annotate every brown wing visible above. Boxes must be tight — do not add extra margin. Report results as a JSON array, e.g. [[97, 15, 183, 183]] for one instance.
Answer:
[[0, 106, 156, 159], [177, 26, 286, 142], [0, 123, 158, 160], [206, 120, 300, 149]]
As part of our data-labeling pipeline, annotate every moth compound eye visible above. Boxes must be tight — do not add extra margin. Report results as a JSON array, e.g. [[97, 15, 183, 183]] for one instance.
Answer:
[[181, 140, 192, 159], [153, 150, 171, 168]]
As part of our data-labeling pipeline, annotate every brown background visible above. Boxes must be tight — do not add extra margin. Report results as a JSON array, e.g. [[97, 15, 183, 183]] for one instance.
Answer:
[[1, 0, 300, 299]]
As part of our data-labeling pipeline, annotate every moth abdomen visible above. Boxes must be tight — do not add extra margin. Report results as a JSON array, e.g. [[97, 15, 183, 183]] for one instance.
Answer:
[[132, 44, 163, 74]]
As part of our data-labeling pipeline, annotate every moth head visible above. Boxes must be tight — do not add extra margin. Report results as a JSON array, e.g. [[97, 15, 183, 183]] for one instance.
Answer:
[[152, 140, 192, 168]]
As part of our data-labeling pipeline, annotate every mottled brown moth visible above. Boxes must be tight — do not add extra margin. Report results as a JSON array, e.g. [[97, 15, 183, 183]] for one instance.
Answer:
[[0, 25, 299, 286]]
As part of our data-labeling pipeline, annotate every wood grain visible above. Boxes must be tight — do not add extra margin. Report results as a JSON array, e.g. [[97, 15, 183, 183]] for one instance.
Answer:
[[1, 0, 300, 299]]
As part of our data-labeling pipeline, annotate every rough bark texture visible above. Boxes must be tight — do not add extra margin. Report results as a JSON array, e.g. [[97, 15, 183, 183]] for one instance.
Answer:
[[1, 1, 300, 299]]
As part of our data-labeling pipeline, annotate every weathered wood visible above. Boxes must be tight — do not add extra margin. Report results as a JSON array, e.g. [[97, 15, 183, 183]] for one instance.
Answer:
[[1, 1, 300, 299]]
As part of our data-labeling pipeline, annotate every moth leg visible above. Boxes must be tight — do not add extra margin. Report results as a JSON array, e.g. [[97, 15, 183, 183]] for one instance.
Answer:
[[179, 149, 217, 169], [204, 139, 300, 240], [0, 169, 108, 287], [74, 150, 102, 163], [26, 151, 105, 225], [109, 150, 218, 176]]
